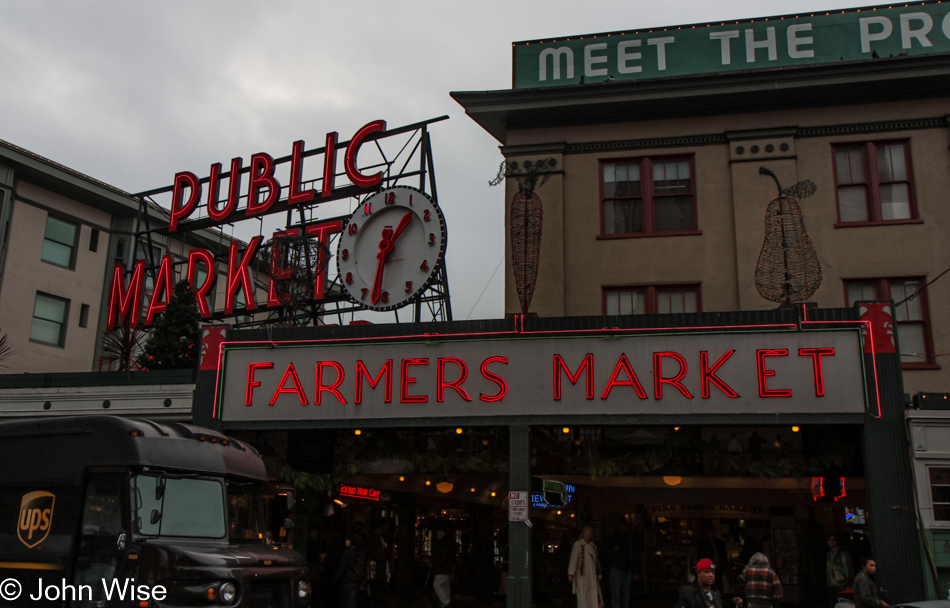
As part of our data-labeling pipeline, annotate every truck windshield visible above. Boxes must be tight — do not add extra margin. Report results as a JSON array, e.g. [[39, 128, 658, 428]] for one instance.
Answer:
[[134, 474, 226, 538], [227, 481, 265, 543]]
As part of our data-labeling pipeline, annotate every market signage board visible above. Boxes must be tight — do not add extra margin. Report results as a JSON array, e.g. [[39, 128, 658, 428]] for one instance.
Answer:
[[215, 329, 867, 421], [513, 2, 950, 88]]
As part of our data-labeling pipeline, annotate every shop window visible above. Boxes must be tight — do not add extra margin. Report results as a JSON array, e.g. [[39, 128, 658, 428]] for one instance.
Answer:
[[605, 285, 699, 315], [833, 141, 917, 224], [929, 467, 950, 521], [601, 156, 696, 236], [845, 278, 935, 367], [30, 292, 70, 347], [41, 215, 79, 269]]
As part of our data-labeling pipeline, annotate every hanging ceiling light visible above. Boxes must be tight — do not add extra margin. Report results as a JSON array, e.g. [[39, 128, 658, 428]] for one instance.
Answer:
[[436, 482, 454, 494]]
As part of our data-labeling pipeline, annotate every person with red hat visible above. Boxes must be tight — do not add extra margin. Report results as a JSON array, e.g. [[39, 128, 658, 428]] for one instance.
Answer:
[[674, 558, 743, 608]]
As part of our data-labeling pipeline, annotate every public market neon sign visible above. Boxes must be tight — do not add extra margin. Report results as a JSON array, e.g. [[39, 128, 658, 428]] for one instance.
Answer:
[[106, 120, 388, 330]]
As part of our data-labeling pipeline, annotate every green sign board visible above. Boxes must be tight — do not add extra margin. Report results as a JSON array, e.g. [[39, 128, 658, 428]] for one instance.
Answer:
[[513, 1, 950, 89]]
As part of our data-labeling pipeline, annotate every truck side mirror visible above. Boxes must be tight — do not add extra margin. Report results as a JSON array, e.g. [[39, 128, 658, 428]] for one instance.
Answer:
[[285, 491, 295, 511], [155, 477, 166, 501], [283, 517, 294, 531], [150, 510, 162, 525]]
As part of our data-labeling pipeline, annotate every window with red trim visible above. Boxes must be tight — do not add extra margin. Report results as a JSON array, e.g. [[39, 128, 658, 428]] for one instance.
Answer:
[[605, 285, 700, 315], [845, 277, 935, 367], [833, 141, 917, 224], [601, 156, 696, 236]]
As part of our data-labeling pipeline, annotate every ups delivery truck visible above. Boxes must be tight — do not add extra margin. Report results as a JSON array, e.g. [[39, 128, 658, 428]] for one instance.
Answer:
[[0, 416, 310, 607]]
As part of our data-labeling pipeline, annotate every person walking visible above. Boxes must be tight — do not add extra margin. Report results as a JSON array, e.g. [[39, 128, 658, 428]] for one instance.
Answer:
[[739, 553, 782, 608], [332, 534, 366, 608], [568, 525, 602, 608], [430, 522, 457, 608], [853, 558, 889, 608], [675, 559, 743, 608], [826, 534, 854, 607]]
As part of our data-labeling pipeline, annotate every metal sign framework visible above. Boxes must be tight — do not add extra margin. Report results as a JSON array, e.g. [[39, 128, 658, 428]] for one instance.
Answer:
[[129, 117, 452, 328]]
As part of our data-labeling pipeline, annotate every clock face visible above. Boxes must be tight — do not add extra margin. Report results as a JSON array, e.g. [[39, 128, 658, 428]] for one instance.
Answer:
[[337, 186, 447, 312]]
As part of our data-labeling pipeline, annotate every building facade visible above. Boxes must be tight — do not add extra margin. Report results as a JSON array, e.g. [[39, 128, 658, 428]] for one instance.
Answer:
[[0, 139, 267, 375]]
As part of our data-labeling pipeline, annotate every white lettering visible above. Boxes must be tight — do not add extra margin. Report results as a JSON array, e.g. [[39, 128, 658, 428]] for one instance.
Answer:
[[943, 12, 950, 41], [745, 27, 777, 62], [710, 30, 740, 65], [539, 47, 574, 81], [584, 43, 609, 77], [860, 16, 893, 53], [30, 579, 92, 601], [617, 40, 642, 74], [787, 23, 815, 59], [648, 37, 674, 70], [901, 12, 934, 48], [103, 578, 132, 601]]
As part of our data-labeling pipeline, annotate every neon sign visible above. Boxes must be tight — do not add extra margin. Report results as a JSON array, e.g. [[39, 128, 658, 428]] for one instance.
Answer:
[[339, 484, 381, 501]]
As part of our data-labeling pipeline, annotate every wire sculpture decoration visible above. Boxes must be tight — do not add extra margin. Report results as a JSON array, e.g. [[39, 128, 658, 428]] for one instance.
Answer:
[[754, 166, 823, 305], [492, 158, 558, 315]]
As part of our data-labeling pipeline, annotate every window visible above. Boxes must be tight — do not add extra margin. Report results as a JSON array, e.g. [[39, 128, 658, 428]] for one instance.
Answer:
[[41, 216, 79, 268], [605, 285, 700, 315], [30, 292, 70, 346], [601, 156, 696, 236], [845, 278, 934, 367], [930, 468, 950, 521], [833, 141, 916, 224]]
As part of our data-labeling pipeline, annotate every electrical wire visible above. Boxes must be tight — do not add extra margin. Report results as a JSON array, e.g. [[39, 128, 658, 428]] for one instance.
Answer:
[[895, 265, 950, 308], [465, 255, 504, 320]]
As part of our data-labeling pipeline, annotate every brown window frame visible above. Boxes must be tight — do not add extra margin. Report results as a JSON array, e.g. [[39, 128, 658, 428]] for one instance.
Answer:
[[832, 140, 920, 226], [603, 283, 702, 315], [599, 155, 699, 238], [843, 277, 937, 369]]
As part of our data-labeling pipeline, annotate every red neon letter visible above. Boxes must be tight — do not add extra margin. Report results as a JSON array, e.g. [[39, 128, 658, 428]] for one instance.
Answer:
[[306, 219, 344, 300], [654, 352, 693, 399], [480, 356, 508, 402], [145, 254, 176, 325], [401, 358, 429, 403], [246, 362, 274, 406], [345, 120, 386, 188], [208, 157, 242, 222], [316, 361, 346, 405], [266, 228, 301, 307], [106, 260, 145, 330], [246, 152, 279, 216], [355, 360, 393, 404], [169, 171, 200, 232], [799, 347, 835, 396], [187, 248, 216, 317], [289, 140, 316, 206], [601, 353, 647, 400], [438, 358, 472, 402], [700, 350, 739, 399], [322, 131, 338, 198], [225, 236, 262, 315], [757, 349, 792, 397], [270, 363, 308, 406], [553, 354, 595, 400]]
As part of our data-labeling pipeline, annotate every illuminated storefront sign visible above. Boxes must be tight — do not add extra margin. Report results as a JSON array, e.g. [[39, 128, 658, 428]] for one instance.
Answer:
[[513, 2, 950, 89], [106, 119, 391, 330], [215, 328, 867, 421], [339, 484, 381, 501]]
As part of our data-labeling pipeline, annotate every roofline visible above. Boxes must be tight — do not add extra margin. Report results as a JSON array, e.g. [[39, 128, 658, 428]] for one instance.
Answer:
[[451, 53, 950, 144]]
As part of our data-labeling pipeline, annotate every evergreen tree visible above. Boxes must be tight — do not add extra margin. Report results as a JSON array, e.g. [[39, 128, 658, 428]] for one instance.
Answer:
[[137, 280, 201, 370]]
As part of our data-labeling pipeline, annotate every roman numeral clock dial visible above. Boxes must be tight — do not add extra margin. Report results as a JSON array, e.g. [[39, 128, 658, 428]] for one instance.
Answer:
[[337, 186, 447, 312]]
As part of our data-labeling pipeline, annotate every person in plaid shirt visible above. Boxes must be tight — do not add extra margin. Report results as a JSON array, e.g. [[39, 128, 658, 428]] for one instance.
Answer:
[[739, 553, 783, 608]]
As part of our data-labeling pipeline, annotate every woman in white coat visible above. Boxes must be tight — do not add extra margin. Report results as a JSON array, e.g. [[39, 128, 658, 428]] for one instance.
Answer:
[[568, 525, 601, 608]]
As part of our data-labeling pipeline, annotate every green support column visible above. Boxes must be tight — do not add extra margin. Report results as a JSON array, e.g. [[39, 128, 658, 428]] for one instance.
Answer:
[[509, 424, 532, 608]]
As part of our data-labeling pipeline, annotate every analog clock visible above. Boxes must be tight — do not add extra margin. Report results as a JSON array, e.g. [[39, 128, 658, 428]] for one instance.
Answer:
[[337, 186, 447, 311]]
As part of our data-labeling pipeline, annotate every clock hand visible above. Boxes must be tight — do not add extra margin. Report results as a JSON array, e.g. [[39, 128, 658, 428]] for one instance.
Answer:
[[389, 212, 413, 245], [371, 227, 394, 305]]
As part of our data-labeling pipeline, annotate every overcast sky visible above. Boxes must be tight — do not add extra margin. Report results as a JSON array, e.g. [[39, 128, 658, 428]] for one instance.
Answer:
[[0, 0, 873, 321]]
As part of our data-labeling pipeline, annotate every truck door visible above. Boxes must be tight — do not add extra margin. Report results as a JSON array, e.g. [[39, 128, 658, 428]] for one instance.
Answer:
[[72, 473, 131, 606]]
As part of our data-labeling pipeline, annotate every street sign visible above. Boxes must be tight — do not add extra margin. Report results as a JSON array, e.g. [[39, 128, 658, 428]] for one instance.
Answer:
[[508, 491, 528, 522]]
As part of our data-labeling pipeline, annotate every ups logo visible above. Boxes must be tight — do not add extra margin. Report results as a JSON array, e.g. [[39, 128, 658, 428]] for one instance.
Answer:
[[18, 491, 55, 548]]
